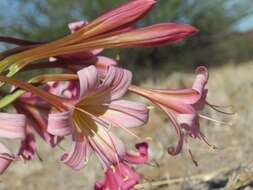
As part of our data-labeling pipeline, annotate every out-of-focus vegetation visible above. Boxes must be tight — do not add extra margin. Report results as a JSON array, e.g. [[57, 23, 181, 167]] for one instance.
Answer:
[[0, 0, 253, 80]]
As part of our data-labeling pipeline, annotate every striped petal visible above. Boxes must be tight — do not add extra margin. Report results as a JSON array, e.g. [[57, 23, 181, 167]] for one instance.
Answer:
[[0, 113, 25, 139], [18, 128, 36, 160], [48, 111, 72, 136], [77, 65, 99, 97], [61, 136, 90, 170], [192, 66, 209, 95], [123, 142, 148, 164], [101, 66, 132, 100], [95, 56, 117, 77], [100, 100, 149, 128], [89, 125, 126, 169]]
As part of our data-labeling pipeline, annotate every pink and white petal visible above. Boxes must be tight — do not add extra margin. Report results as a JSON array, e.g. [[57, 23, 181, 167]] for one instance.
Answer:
[[123, 142, 148, 164], [150, 88, 201, 105], [96, 56, 117, 77], [101, 100, 149, 128], [100, 66, 132, 100], [89, 125, 126, 168], [0, 143, 15, 175], [110, 67, 132, 100], [159, 105, 184, 155], [48, 111, 72, 136], [176, 113, 200, 138], [0, 113, 26, 139], [18, 129, 36, 160], [18, 104, 60, 147], [77, 65, 99, 97], [68, 20, 88, 33], [61, 136, 90, 170], [192, 66, 209, 95]]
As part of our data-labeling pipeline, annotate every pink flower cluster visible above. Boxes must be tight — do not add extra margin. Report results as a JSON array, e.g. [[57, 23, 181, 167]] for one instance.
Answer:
[[0, 0, 227, 189]]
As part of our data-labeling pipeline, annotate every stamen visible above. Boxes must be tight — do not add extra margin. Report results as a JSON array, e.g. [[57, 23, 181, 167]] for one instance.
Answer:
[[115, 123, 142, 140], [188, 149, 198, 167], [57, 144, 66, 152], [199, 114, 231, 126], [75, 112, 118, 158], [145, 161, 160, 168], [36, 150, 43, 162], [19, 155, 26, 163], [206, 102, 235, 115]]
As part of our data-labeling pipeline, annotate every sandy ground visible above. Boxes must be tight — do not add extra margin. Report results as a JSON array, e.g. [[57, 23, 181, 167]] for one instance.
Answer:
[[1, 61, 253, 190]]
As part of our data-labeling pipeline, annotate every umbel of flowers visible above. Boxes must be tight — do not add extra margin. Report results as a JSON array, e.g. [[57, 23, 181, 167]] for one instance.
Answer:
[[0, 0, 228, 189]]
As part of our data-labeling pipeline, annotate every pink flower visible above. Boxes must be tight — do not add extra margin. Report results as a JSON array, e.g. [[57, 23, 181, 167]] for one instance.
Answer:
[[3, 0, 197, 77], [13, 81, 71, 160], [0, 113, 26, 174], [47, 65, 149, 188], [128, 66, 213, 156], [49, 20, 117, 75], [95, 142, 148, 190]]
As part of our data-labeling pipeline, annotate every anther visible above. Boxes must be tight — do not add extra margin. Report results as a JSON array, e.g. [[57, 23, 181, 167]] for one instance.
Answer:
[[123, 175, 129, 182], [111, 165, 116, 173]]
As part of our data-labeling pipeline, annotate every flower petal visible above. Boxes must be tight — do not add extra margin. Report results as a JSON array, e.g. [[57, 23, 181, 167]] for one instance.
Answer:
[[0, 113, 25, 139], [0, 143, 15, 175], [101, 66, 132, 100], [192, 66, 209, 95], [176, 113, 200, 138], [80, 0, 156, 38], [16, 104, 60, 147], [68, 20, 88, 33], [100, 100, 149, 128], [96, 162, 140, 190], [48, 111, 72, 136], [115, 23, 198, 47], [61, 136, 90, 170], [18, 128, 36, 160], [77, 65, 99, 97], [89, 125, 126, 169], [159, 105, 184, 155], [124, 142, 148, 164], [95, 56, 117, 77]]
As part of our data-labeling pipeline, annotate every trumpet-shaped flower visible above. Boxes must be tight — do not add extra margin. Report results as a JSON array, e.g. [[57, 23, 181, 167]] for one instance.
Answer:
[[12, 80, 73, 161], [1, 0, 197, 77], [128, 66, 214, 156], [49, 20, 117, 75], [95, 143, 148, 190], [47, 65, 149, 188]]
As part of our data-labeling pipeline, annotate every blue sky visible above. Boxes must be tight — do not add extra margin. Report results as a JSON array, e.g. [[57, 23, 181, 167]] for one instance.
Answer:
[[236, 14, 253, 31]]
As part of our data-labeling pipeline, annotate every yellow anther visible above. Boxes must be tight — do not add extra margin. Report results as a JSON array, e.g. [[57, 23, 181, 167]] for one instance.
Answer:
[[147, 106, 154, 110], [210, 144, 216, 151], [84, 159, 89, 165], [123, 176, 129, 182], [111, 165, 116, 173], [145, 136, 153, 141], [19, 155, 25, 163]]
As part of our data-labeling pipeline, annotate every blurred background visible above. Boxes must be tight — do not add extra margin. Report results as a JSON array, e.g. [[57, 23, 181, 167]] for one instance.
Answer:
[[1, 0, 253, 189]]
